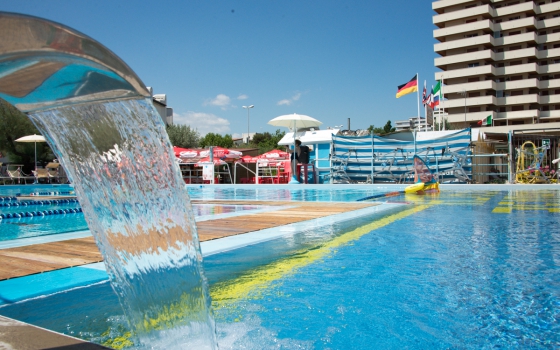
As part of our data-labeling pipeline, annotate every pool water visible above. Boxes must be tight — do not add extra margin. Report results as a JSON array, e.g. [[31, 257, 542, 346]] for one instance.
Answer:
[[0, 185, 279, 241], [1, 189, 558, 349]]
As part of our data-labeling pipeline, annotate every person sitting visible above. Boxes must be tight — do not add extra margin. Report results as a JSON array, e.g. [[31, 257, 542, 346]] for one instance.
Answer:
[[288, 139, 310, 164]]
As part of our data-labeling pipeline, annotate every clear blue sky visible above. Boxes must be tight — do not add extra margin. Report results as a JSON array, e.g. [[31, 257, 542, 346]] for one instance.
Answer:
[[3, 1, 438, 138]]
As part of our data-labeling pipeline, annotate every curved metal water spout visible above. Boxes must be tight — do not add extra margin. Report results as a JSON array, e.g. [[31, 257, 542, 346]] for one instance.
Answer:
[[0, 12, 217, 349], [0, 12, 150, 112]]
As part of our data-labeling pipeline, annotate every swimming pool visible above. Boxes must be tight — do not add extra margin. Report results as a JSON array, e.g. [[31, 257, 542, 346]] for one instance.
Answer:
[[0, 186, 558, 349]]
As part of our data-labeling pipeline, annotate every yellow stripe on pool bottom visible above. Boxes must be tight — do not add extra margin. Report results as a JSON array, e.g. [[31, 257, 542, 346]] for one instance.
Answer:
[[210, 204, 431, 306]]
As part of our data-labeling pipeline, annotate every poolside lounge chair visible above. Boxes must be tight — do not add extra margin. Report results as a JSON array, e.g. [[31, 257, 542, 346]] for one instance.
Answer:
[[7, 169, 35, 184], [33, 168, 52, 183], [46, 162, 60, 183]]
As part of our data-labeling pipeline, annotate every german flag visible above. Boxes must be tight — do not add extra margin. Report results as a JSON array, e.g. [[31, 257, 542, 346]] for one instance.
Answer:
[[396, 75, 418, 98]]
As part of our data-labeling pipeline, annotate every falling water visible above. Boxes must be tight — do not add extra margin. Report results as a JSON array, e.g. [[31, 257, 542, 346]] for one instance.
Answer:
[[28, 97, 217, 349]]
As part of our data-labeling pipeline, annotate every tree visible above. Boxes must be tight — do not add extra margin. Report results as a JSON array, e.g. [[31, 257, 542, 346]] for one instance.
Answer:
[[382, 120, 396, 134], [166, 124, 200, 148], [0, 98, 54, 170], [251, 130, 286, 153], [368, 124, 386, 135], [199, 133, 233, 148]]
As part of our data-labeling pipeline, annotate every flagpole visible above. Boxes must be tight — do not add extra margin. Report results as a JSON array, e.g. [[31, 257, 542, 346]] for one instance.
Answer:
[[425, 100, 428, 132], [432, 84, 437, 131], [441, 77, 445, 131], [417, 73, 420, 132]]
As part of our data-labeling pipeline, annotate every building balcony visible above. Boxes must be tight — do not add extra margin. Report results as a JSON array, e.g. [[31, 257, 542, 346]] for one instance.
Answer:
[[540, 94, 560, 104], [536, 47, 560, 60], [497, 94, 539, 106], [499, 47, 537, 61], [433, 4, 493, 26], [447, 110, 494, 124], [435, 65, 493, 80], [538, 63, 560, 75], [444, 95, 495, 108], [539, 78, 560, 90], [497, 109, 539, 120], [495, 1, 536, 18], [537, 32, 560, 44], [443, 80, 494, 94], [537, 16, 560, 30], [536, 2, 560, 15], [539, 110, 560, 119], [434, 34, 493, 53], [433, 19, 493, 40], [496, 32, 537, 47], [496, 78, 538, 91], [435, 49, 494, 68], [433, 0, 475, 14], [496, 62, 538, 76], [496, 17, 537, 32]]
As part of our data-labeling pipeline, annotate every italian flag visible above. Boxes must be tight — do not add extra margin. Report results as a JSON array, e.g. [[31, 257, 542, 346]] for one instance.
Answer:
[[477, 115, 492, 126]]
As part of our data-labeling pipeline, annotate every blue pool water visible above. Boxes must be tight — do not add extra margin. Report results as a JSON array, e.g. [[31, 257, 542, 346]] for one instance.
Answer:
[[0, 187, 558, 349], [0, 185, 280, 241]]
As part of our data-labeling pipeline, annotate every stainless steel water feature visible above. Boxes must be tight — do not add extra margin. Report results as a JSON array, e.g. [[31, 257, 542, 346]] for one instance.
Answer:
[[0, 12, 217, 349]]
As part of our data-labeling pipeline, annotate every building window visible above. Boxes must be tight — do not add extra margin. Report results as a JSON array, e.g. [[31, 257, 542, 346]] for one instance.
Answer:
[[509, 16, 521, 21], [469, 107, 481, 112], [468, 62, 480, 68], [494, 31, 502, 38], [465, 4, 477, 8], [468, 77, 480, 82], [511, 90, 524, 96], [469, 92, 481, 97], [496, 47, 505, 53], [539, 31, 547, 35], [466, 47, 479, 53], [466, 18, 478, 23], [509, 45, 522, 51], [510, 60, 523, 66], [555, 89, 560, 94], [496, 62, 505, 68], [465, 33, 479, 38], [509, 31, 521, 36], [540, 61, 549, 66], [499, 107, 506, 112], [512, 106, 524, 111], [542, 90, 550, 96], [510, 75, 523, 81], [497, 91, 504, 97], [542, 105, 550, 111]]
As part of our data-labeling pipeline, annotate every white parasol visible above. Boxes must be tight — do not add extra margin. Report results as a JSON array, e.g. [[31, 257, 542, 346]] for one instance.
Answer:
[[268, 113, 322, 183], [15, 134, 46, 172]]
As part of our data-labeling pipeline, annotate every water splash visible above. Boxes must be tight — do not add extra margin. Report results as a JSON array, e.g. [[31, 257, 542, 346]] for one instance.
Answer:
[[28, 98, 217, 349]]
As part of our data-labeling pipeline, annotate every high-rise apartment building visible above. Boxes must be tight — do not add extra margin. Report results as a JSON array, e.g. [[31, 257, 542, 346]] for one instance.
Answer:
[[432, 0, 560, 131]]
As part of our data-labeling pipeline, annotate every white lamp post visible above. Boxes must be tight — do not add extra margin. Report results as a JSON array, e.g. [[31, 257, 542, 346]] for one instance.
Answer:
[[242, 105, 254, 143]]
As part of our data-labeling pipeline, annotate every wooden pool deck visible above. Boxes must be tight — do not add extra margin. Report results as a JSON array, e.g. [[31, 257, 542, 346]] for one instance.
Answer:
[[0, 200, 377, 280]]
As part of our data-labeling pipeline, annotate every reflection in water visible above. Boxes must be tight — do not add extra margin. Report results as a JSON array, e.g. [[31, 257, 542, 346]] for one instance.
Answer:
[[28, 98, 216, 349]]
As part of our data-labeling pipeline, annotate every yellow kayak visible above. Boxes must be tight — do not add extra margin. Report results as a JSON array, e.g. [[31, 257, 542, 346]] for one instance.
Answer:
[[404, 182, 425, 194]]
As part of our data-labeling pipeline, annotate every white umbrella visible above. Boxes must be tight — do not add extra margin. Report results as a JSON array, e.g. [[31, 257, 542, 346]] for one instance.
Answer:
[[268, 113, 322, 183], [15, 134, 46, 172]]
